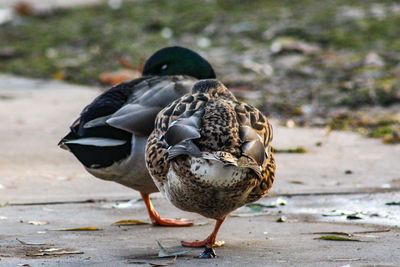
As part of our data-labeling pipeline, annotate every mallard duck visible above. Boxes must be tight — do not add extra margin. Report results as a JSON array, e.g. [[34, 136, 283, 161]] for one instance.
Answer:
[[59, 46, 216, 226], [145, 79, 276, 257]]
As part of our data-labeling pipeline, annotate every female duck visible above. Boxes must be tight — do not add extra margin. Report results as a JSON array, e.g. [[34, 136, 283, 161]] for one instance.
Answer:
[[146, 79, 276, 256], [59, 46, 216, 226]]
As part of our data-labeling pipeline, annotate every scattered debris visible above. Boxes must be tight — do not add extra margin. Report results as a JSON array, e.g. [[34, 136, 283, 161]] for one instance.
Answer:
[[276, 216, 287, 223], [53, 226, 102, 231], [273, 147, 307, 153], [289, 180, 305, 185], [312, 229, 390, 237], [198, 247, 217, 259], [246, 198, 288, 212], [112, 219, 149, 226], [385, 201, 400, 206], [344, 170, 353, 175], [346, 214, 363, 220], [315, 235, 361, 242], [322, 210, 359, 217], [315, 142, 322, 147], [157, 241, 189, 258], [16, 238, 47, 246], [149, 256, 177, 266], [193, 221, 209, 226], [128, 257, 177, 266], [27, 221, 48, 226], [27, 247, 83, 257]]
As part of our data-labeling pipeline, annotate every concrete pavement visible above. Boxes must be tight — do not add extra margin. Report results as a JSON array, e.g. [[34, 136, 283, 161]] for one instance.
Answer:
[[0, 75, 399, 266]]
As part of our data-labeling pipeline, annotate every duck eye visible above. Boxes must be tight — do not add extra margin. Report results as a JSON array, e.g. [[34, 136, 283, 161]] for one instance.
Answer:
[[161, 64, 168, 70]]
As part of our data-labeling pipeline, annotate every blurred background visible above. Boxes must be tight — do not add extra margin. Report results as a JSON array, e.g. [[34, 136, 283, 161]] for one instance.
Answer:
[[1, 0, 399, 143], [1, 2, 400, 265]]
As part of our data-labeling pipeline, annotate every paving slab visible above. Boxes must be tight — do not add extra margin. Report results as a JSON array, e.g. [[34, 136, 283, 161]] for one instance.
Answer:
[[1, 75, 400, 266], [1, 198, 399, 267]]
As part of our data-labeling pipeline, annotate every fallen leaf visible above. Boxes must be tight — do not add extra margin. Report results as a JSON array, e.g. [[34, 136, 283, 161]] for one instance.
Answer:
[[112, 219, 149, 226], [27, 221, 48, 226], [53, 227, 102, 231], [27, 248, 83, 257], [353, 229, 390, 234], [157, 241, 189, 258], [16, 238, 47, 246], [311, 231, 352, 237], [316, 235, 361, 242]]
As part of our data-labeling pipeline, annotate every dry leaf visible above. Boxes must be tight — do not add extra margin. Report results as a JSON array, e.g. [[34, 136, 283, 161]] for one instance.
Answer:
[[112, 219, 149, 226], [16, 238, 47, 246], [27, 248, 83, 257], [316, 235, 361, 242], [54, 226, 102, 231]]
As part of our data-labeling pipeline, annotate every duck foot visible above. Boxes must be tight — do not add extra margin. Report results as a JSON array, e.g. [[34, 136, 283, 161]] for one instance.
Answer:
[[182, 217, 226, 247], [152, 216, 193, 227], [181, 239, 225, 248], [141, 192, 193, 227], [198, 247, 217, 259]]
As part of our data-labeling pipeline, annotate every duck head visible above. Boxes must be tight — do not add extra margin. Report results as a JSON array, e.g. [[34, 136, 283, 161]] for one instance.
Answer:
[[142, 46, 216, 79]]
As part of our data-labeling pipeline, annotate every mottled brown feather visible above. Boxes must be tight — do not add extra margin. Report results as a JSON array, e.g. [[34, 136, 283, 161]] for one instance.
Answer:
[[146, 79, 276, 219]]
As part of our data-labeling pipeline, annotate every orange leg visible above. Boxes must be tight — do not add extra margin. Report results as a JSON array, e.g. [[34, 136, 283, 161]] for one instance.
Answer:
[[181, 217, 226, 248], [141, 192, 193, 227]]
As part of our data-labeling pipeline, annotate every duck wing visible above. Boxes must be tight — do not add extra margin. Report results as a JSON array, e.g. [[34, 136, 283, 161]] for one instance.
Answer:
[[59, 75, 196, 168]]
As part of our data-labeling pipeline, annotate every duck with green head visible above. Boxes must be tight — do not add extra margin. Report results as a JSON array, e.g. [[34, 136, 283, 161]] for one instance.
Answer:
[[59, 46, 216, 226]]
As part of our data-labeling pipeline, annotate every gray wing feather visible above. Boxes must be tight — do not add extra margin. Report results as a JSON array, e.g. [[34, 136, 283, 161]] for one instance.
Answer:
[[107, 104, 161, 135], [168, 140, 202, 160], [107, 76, 197, 135], [241, 140, 266, 166], [83, 115, 112, 129]]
